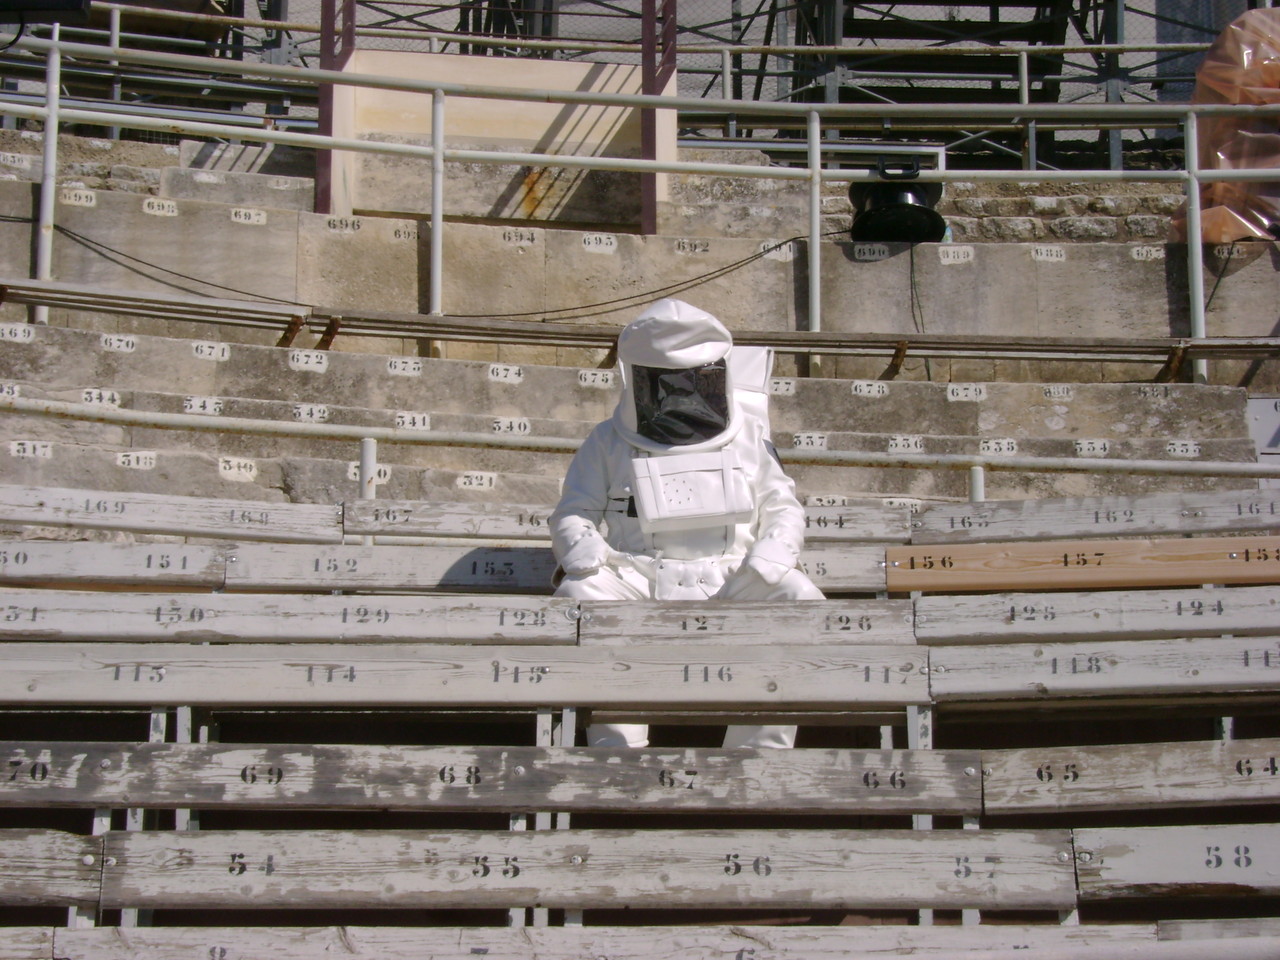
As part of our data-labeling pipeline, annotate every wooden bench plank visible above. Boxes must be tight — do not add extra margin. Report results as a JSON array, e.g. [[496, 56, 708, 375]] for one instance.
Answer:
[[345, 500, 913, 544], [930, 636, 1280, 703], [913, 491, 1280, 544], [0, 642, 930, 708], [1161, 917, 1280, 940], [0, 742, 980, 815], [99, 827, 1075, 910], [0, 928, 51, 960], [0, 830, 102, 908], [886, 536, 1280, 593], [577, 599, 915, 646], [224, 543, 557, 593], [0, 590, 578, 644], [0, 542, 225, 588], [48, 923, 1166, 960], [0, 484, 343, 543], [983, 738, 1280, 813], [1075, 823, 1280, 900], [223, 543, 887, 594], [915, 585, 1280, 644]]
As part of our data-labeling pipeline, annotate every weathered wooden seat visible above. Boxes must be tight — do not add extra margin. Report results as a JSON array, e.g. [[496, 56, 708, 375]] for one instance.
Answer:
[[0, 741, 980, 815]]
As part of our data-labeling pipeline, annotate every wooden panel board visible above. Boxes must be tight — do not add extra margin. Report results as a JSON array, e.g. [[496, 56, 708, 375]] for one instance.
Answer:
[[343, 499, 555, 541], [0, 484, 342, 543], [50, 923, 1165, 960], [0, 590, 578, 644], [0, 742, 981, 815], [343, 501, 912, 544], [798, 543, 888, 593], [578, 599, 914, 646], [885, 536, 1280, 593], [913, 491, 1280, 544], [1161, 917, 1280, 940], [224, 543, 886, 595], [223, 543, 556, 593], [930, 636, 1280, 703], [915, 585, 1280, 645], [0, 542, 225, 588], [1075, 823, 1280, 900], [0, 928, 52, 960], [0, 829, 102, 907], [99, 827, 1075, 911], [983, 738, 1280, 813], [0, 642, 930, 709]]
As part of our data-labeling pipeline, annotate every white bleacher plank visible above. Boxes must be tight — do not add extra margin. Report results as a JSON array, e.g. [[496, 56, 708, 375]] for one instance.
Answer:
[[224, 543, 557, 593], [0, 542, 225, 588], [0, 830, 102, 908], [223, 543, 888, 594], [0, 928, 52, 960], [578, 599, 914, 646], [913, 491, 1280, 544], [0, 590, 578, 644], [344, 500, 913, 544], [343, 499, 557, 540], [930, 636, 1280, 703], [885, 536, 1280, 593], [0, 642, 930, 708], [49, 923, 1166, 960], [0, 484, 343, 543], [798, 543, 889, 592], [0, 742, 980, 815], [983, 738, 1280, 813], [1160, 917, 1280, 940], [801, 503, 912, 542], [99, 827, 1075, 911], [915, 585, 1280, 645], [1075, 823, 1280, 900]]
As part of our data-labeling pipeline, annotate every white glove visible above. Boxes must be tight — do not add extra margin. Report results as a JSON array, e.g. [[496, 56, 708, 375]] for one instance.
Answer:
[[744, 537, 798, 586], [558, 529, 612, 576]]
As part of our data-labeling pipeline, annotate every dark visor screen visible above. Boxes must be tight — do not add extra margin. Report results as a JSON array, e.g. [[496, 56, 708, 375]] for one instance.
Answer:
[[633, 360, 730, 446]]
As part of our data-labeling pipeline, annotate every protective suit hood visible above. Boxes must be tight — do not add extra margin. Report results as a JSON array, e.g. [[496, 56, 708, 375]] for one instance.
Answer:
[[611, 299, 741, 453]]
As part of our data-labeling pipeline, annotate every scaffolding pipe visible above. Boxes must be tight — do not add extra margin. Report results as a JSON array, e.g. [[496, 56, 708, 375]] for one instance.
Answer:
[[32, 25, 59, 327], [5, 395, 1280, 479], [808, 110, 821, 339], [430, 88, 445, 316], [1185, 111, 1209, 384]]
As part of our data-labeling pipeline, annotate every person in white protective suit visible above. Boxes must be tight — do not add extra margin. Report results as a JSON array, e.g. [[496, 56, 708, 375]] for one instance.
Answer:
[[549, 298, 825, 750]]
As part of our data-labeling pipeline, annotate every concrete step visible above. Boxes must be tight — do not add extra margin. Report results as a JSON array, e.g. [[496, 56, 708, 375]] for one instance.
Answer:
[[159, 167, 315, 214]]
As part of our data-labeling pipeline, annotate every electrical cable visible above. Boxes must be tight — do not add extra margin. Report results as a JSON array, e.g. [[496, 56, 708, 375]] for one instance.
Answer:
[[0, 16, 25, 54]]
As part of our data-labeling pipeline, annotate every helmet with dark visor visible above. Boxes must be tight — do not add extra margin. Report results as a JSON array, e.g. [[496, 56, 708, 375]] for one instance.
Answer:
[[631, 359, 730, 446]]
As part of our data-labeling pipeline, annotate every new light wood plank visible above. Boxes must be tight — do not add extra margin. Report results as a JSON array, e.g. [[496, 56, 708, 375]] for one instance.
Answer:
[[0, 484, 342, 543], [0, 830, 101, 907], [578, 599, 914, 645], [50, 923, 1164, 960], [0, 542, 225, 588], [886, 536, 1280, 593], [0, 590, 578, 644], [930, 636, 1280, 703], [914, 491, 1280, 544], [983, 738, 1280, 813], [915, 585, 1280, 644], [0, 742, 980, 814], [224, 543, 556, 593], [0, 642, 929, 708], [0, 928, 52, 960], [1075, 823, 1280, 900], [99, 827, 1075, 911]]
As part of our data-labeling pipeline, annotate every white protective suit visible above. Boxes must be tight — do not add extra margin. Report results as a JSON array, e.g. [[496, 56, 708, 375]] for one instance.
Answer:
[[550, 299, 824, 750]]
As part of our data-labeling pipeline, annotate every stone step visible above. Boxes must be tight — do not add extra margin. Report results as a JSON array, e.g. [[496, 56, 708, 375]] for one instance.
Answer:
[[0, 324, 1253, 443]]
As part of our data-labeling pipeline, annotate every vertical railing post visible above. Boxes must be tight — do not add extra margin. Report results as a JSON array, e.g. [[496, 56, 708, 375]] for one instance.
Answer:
[[1019, 51, 1036, 171], [429, 88, 445, 316], [640, 0, 676, 236], [33, 23, 60, 326], [1184, 110, 1208, 384], [108, 7, 122, 140], [807, 110, 822, 346]]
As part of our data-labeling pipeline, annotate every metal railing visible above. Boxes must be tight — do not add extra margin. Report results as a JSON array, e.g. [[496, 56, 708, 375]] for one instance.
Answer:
[[2, 30, 1279, 381]]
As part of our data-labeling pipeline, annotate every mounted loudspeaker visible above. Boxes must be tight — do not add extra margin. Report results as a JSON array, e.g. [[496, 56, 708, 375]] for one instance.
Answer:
[[849, 157, 947, 244]]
